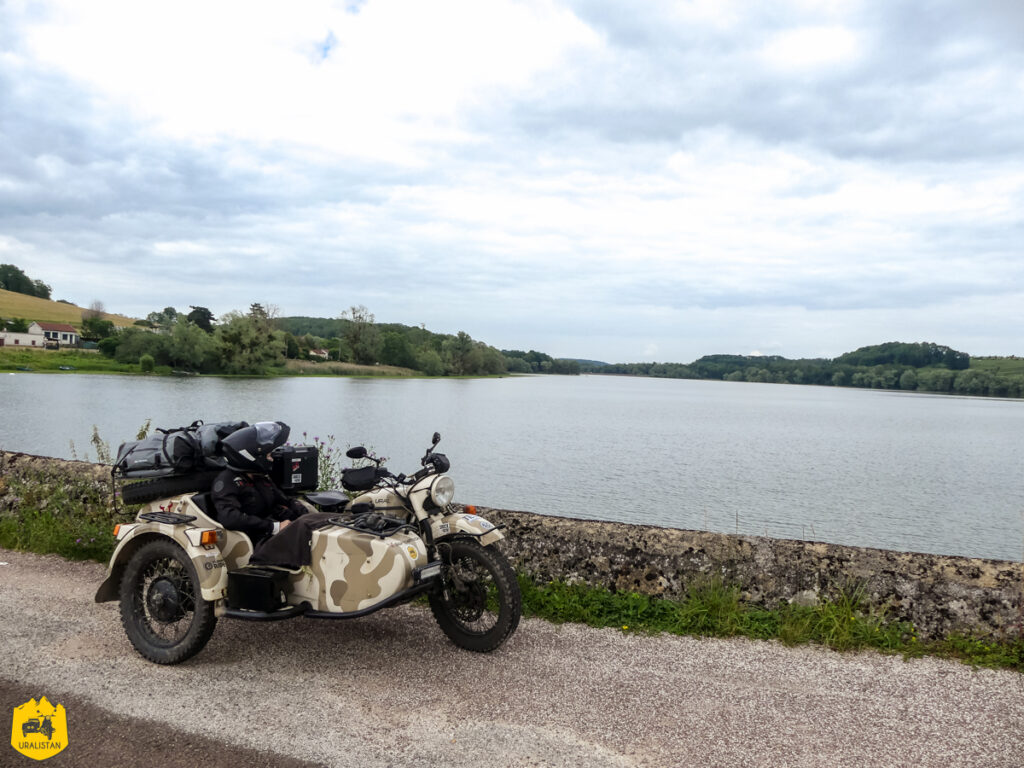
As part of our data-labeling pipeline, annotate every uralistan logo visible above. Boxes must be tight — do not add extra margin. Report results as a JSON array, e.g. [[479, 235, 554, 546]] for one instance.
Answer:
[[10, 697, 69, 761]]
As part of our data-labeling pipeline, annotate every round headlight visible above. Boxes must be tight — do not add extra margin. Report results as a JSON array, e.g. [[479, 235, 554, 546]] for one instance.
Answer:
[[430, 476, 455, 507]]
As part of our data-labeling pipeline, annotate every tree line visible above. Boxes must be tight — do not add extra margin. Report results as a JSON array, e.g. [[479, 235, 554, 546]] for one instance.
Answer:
[[85, 303, 578, 377], [582, 342, 1024, 398], [0, 264, 51, 300]]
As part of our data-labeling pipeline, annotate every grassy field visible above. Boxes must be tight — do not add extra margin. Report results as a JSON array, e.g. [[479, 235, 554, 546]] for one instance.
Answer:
[[971, 356, 1024, 375], [0, 348, 137, 373], [0, 288, 136, 328], [282, 359, 419, 376]]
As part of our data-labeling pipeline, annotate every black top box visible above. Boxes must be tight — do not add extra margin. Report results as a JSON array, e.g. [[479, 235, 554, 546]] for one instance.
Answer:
[[271, 445, 319, 491]]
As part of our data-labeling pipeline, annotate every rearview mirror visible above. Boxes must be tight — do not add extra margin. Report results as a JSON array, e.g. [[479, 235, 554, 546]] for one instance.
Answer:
[[346, 446, 367, 460], [432, 432, 441, 446]]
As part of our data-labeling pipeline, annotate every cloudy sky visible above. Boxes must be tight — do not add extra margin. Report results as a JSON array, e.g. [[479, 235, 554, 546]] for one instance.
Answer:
[[2, 0, 1022, 362]]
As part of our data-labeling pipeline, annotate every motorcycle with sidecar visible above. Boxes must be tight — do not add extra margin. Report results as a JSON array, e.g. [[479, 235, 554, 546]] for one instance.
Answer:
[[96, 424, 521, 664]]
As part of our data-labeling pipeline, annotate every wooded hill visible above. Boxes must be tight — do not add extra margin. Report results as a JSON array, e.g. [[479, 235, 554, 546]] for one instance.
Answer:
[[583, 342, 1023, 397]]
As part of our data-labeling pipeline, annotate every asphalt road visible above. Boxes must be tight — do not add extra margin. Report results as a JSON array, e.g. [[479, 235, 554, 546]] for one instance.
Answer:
[[2, 548, 1022, 767]]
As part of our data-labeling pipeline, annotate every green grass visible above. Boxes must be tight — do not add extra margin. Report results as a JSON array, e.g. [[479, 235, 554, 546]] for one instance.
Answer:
[[518, 576, 1024, 672], [0, 348, 138, 373], [0, 462, 125, 562], [971, 356, 1024, 375], [0, 287, 136, 328]]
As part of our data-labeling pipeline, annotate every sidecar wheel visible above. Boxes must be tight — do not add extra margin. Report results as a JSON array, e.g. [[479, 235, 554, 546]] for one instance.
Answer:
[[118, 539, 217, 664], [429, 539, 521, 652]]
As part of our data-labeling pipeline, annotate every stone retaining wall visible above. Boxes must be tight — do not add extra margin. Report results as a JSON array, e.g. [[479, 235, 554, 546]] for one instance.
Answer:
[[3, 452, 1021, 639], [479, 506, 1023, 640]]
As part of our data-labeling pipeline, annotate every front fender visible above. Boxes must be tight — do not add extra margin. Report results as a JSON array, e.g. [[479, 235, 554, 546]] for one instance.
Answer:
[[429, 511, 504, 546], [94, 500, 230, 603]]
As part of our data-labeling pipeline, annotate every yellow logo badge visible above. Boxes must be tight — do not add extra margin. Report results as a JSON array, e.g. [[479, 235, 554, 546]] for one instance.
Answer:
[[10, 697, 68, 761], [407, 545, 418, 560]]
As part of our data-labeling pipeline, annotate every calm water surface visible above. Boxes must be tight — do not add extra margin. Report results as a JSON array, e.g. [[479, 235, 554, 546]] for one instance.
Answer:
[[2, 372, 1022, 561]]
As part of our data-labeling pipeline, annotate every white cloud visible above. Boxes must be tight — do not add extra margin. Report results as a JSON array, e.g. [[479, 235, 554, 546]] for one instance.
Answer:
[[23, 0, 599, 162], [761, 26, 863, 71], [2, 0, 1023, 362]]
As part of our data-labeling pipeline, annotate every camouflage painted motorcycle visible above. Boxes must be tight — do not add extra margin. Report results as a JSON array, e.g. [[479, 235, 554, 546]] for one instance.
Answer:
[[96, 432, 521, 664]]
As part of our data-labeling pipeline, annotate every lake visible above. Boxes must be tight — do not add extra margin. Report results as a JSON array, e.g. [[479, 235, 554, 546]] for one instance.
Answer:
[[2, 372, 1022, 561]]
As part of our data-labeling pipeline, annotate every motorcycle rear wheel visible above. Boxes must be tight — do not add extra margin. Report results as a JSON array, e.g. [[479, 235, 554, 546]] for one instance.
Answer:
[[118, 538, 217, 664], [429, 539, 521, 652]]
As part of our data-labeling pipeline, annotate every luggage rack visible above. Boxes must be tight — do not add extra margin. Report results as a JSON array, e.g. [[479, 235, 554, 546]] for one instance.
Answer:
[[328, 510, 417, 539], [138, 511, 197, 525]]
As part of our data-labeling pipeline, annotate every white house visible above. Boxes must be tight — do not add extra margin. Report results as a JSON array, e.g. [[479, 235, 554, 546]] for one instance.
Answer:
[[28, 322, 79, 347], [0, 329, 45, 348]]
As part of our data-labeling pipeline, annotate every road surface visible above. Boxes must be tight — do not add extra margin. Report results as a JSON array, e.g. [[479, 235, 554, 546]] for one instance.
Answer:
[[1, 548, 1022, 767]]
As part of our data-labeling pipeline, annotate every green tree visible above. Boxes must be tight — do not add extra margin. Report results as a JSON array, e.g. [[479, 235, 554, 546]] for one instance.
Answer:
[[342, 305, 382, 365], [81, 316, 115, 340], [380, 331, 416, 369], [168, 318, 217, 371], [284, 333, 300, 359], [186, 305, 216, 333], [97, 336, 119, 357], [215, 309, 285, 374], [0, 264, 36, 295], [4, 317, 29, 333], [477, 345, 507, 375], [504, 356, 532, 373], [916, 368, 955, 393], [145, 307, 179, 331], [443, 331, 476, 375], [899, 369, 918, 390], [415, 348, 445, 376], [139, 354, 155, 373], [115, 327, 170, 366], [952, 369, 992, 396]]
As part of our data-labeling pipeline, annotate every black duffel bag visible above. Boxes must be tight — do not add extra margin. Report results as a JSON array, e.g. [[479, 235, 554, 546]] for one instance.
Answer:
[[114, 420, 249, 477]]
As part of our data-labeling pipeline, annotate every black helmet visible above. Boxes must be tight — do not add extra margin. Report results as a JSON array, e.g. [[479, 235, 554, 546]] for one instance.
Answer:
[[221, 421, 290, 472]]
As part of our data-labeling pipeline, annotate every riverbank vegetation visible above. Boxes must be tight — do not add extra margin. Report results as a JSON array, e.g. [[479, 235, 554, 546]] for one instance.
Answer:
[[584, 341, 1024, 398], [2, 287, 579, 377], [1, 451, 1020, 672], [518, 576, 1024, 671]]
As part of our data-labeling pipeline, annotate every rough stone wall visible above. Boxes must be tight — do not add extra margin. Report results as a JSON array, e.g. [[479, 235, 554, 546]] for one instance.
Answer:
[[479, 506, 1024, 640], [3, 452, 1021, 639], [1, 451, 109, 485]]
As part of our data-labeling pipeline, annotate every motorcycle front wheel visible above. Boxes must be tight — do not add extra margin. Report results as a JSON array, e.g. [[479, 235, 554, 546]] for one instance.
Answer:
[[429, 539, 521, 652], [118, 539, 217, 664]]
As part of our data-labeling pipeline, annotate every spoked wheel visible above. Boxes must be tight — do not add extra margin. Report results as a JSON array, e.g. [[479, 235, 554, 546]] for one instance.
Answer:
[[119, 539, 217, 664], [429, 539, 521, 652]]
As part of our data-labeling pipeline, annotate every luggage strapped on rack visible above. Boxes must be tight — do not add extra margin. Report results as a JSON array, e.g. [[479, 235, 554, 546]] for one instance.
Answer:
[[113, 420, 250, 478]]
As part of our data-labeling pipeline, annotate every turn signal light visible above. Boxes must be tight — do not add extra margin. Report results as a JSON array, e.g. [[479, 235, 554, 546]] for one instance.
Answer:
[[113, 524, 121, 537], [464, 505, 477, 515], [200, 530, 220, 546]]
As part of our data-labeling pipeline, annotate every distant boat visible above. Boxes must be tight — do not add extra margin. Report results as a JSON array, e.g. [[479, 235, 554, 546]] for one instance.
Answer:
[[171, 370, 198, 377], [15, 366, 32, 371], [58, 365, 75, 371]]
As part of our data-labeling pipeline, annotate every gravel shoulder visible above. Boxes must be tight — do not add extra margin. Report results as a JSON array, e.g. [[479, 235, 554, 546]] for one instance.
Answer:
[[1, 547, 1022, 767]]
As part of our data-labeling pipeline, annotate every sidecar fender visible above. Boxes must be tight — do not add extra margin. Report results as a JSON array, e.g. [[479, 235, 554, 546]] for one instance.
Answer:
[[430, 511, 504, 546], [94, 495, 230, 604]]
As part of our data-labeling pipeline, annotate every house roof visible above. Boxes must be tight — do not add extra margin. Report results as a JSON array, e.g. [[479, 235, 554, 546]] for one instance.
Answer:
[[33, 322, 78, 333]]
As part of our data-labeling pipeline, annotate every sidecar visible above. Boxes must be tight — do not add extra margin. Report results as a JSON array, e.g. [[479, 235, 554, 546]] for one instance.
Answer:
[[95, 489, 502, 664]]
